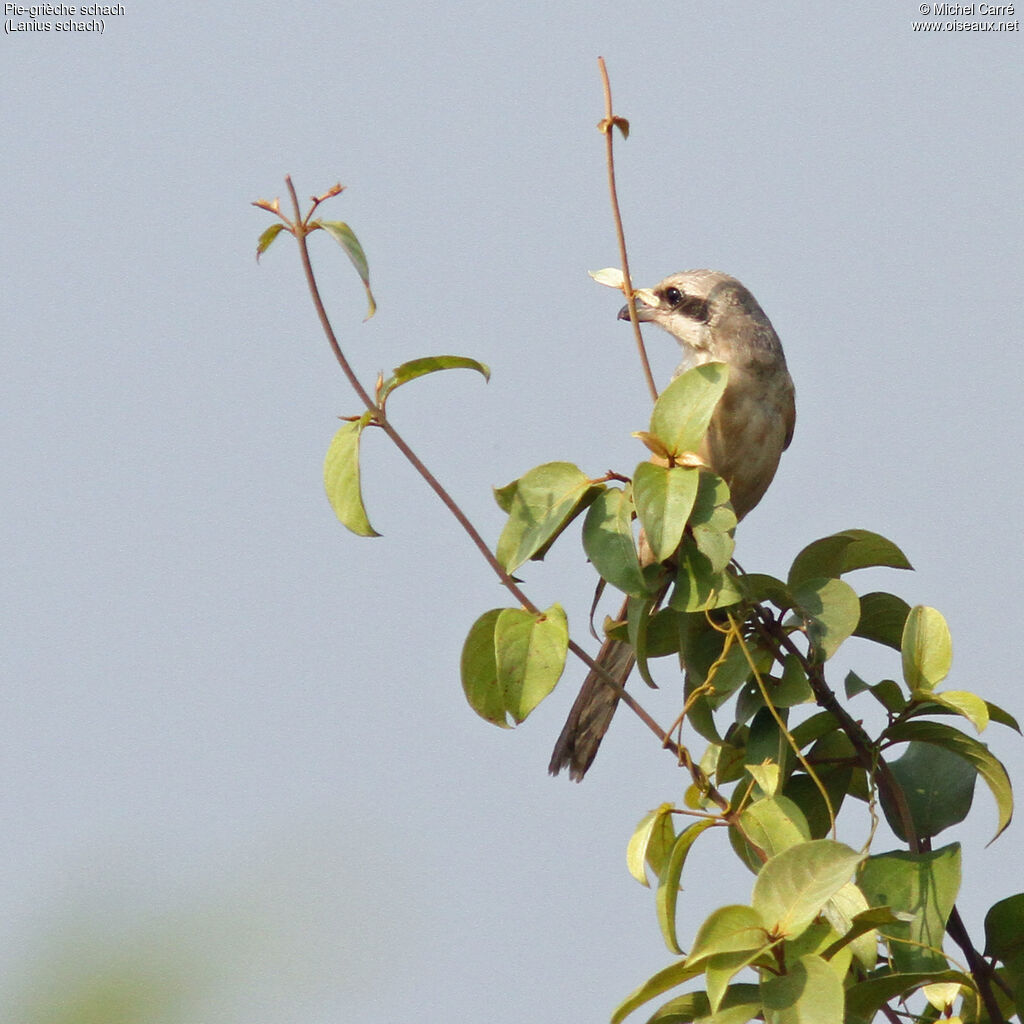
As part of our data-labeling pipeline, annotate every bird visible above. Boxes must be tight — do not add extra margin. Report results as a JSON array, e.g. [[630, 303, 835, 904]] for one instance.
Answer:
[[549, 270, 796, 780]]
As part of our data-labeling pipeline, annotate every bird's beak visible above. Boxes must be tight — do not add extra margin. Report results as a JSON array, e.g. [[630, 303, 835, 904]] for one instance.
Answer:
[[618, 295, 657, 323]]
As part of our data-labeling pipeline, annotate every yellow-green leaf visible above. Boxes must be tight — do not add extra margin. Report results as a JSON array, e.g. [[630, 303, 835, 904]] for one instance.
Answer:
[[318, 219, 377, 319], [494, 604, 568, 723], [460, 609, 507, 727], [656, 820, 717, 953], [632, 462, 701, 563], [902, 605, 952, 693], [255, 222, 286, 260], [378, 355, 490, 406], [323, 415, 380, 537], [648, 363, 729, 458], [626, 803, 676, 887]]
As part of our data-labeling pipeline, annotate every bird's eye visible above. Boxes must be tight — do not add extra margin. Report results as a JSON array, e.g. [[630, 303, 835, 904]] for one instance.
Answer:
[[664, 287, 682, 306]]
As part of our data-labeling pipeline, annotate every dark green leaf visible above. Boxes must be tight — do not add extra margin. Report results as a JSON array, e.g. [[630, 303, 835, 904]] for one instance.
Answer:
[[845, 970, 975, 1023], [880, 741, 976, 841], [984, 894, 1024, 961], [789, 712, 841, 750], [854, 591, 911, 650], [745, 706, 792, 781], [318, 219, 377, 319], [783, 731, 855, 839], [738, 573, 793, 611], [858, 845, 962, 972], [627, 596, 661, 689], [788, 529, 913, 587], [323, 414, 381, 537], [670, 535, 742, 612], [883, 719, 1013, 841]]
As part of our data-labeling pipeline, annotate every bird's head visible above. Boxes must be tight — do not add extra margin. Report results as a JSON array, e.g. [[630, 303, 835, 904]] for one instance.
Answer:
[[619, 269, 775, 363]]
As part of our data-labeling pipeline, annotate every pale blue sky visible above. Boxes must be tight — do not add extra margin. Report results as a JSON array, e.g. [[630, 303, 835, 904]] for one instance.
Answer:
[[3, 2, 1022, 1021]]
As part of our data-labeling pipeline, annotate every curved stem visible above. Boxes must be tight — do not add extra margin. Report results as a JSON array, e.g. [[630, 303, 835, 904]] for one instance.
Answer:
[[283, 176, 681, 762], [596, 58, 658, 404]]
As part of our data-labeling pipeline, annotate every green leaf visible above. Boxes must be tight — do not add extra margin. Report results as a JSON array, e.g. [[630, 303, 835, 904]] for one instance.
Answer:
[[670, 536, 743, 613], [984, 894, 1024, 961], [624, 607, 683, 659], [790, 578, 860, 662], [858, 844, 962, 973], [880, 741, 976, 841], [378, 355, 490, 406], [685, 905, 769, 968], [323, 414, 381, 537], [984, 700, 1022, 733], [923, 689, 989, 733], [732, 796, 811, 871], [610, 960, 705, 1024], [706, 949, 769, 1015], [496, 462, 604, 573], [460, 609, 507, 726], [751, 840, 865, 939], [690, 471, 737, 571], [854, 591, 911, 651], [633, 462, 701, 563], [739, 573, 793, 611], [626, 803, 676, 887], [706, 642, 758, 709], [761, 953, 844, 1024], [787, 529, 912, 587], [782, 731, 854, 839], [645, 984, 760, 1024], [255, 222, 286, 260], [494, 604, 568, 723], [318, 219, 377, 319], [648, 362, 730, 457], [627, 595, 661, 689], [657, 820, 717, 953], [820, 886, 889, 970], [845, 970, 976, 1023], [581, 485, 649, 596], [745, 706, 793, 782], [461, 606, 569, 728], [883, 719, 1013, 842], [901, 605, 952, 693]]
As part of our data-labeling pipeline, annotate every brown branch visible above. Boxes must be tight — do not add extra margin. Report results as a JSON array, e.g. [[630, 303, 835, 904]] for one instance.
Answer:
[[751, 604, 1005, 1024]]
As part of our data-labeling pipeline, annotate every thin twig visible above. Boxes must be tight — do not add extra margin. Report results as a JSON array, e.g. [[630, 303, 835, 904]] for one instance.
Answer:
[[597, 57, 658, 404], [282, 176, 681, 763]]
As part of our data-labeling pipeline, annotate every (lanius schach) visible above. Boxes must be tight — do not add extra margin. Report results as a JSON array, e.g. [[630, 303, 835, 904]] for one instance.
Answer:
[[549, 270, 796, 781]]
